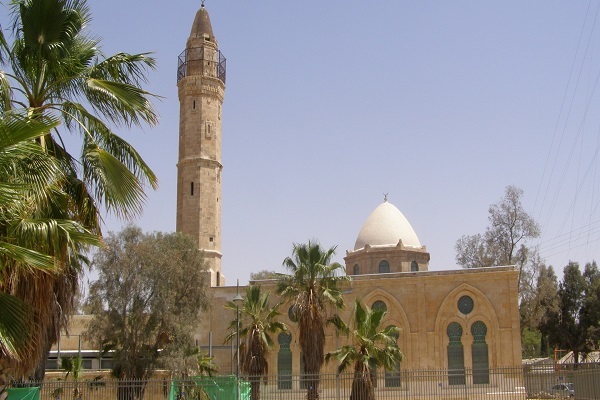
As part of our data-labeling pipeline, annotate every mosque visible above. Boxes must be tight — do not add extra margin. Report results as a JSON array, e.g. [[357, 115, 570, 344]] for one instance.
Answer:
[[49, 2, 523, 392], [176, 2, 523, 381]]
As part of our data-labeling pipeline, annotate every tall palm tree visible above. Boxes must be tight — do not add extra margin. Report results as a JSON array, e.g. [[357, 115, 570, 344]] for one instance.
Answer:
[[225, 285, 287, 400], [277, 240, 349, 400], [0, 0, 158, 384], [0, 112, 100, 398], [0, 0, 159, 224], [326, 299, 403, 400]]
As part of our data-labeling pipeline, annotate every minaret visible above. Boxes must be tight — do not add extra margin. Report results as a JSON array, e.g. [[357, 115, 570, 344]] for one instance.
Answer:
[[176, 3, 226, 286]]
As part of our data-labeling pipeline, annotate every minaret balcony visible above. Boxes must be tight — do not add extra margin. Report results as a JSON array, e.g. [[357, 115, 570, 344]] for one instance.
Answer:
[[177, 47, 226, 84]]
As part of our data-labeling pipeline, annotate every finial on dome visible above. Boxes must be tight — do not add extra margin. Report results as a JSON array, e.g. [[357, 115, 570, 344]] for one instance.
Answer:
[[383, 193, 388, 202], [201, 0, 205, 8]]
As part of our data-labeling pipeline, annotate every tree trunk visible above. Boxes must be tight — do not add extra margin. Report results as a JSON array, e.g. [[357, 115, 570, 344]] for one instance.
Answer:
[[300, 306, 325, 400], [29, 340, 53, 382], [350, 364, 374, 400], [0, 358, 14, 400], [249, 376, 260, 400], [540, 334, 547, 357], [305, 374, 320, 400]]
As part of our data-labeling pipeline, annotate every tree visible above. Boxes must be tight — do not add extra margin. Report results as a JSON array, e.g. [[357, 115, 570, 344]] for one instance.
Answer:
[[224, 285, 287, 400], [0, 0, 158, 226], [521, 328, 543, 359], [161, 344, 218, 380], [0, 0, 159, 383], [326, 299, 403, 400], [59, 356, 83, 400], [84, 227, 209, 398], [456, 186, 540, 270], [277, 240, 349, 400], [540, 261, 600, 366], [0, 113, 100, 397], [249, 270, 279, 281], [0, 115, 61, 365], [519, 260, 559, 351], [519, 260, 559, 329]]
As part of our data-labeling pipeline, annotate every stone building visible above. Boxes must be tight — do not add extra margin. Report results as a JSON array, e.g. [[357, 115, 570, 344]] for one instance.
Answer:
[[173, 3, 522, 378], [49, 2, 523, 393]]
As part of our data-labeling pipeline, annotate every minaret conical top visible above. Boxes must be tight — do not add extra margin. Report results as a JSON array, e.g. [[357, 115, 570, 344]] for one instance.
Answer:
[[189, 2, 214, 40]]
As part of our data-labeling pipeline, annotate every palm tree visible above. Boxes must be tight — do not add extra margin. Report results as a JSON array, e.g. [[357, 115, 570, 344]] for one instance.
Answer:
[[0, 0, 158, 383], [0, 113, 100, 397], [277, 240, 349, 400], [195, 351, 218, 378], [0, 0, 159, 225], [326, 299, 403, 400], [225, 285, 287, 400]]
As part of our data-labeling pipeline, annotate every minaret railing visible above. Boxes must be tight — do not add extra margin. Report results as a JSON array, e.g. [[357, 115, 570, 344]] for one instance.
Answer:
[[177, 48, 227, 84]]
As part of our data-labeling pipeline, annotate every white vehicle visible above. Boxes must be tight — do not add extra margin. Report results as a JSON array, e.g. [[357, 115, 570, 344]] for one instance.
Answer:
[[548, 383, 574, 398]]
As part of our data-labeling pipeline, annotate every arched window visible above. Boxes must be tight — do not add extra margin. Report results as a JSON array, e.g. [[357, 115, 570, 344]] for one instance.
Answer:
[[353, 264, 360, 275], [277, 333, 292, 389], [372, 301, 387, 313], [447, 322, 466, 385], [471, 321, 490, 384], [379, 260, 390, 273], [411, 261, 418, 272], [385, 325, 401, 387]]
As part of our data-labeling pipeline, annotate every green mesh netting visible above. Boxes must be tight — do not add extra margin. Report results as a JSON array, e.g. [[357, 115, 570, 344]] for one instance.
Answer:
[[7, 387, 40, 400], [169, 376, 249, 400]]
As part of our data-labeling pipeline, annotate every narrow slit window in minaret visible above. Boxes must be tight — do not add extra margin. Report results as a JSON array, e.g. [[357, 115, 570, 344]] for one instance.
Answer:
[[192, 99, 196, 110], [190, 182, 194, 196]]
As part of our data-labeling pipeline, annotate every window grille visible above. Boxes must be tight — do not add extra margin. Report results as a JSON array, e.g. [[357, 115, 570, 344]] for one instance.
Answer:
[[447, 322, 466, 385], [277, 333, 292, 389]]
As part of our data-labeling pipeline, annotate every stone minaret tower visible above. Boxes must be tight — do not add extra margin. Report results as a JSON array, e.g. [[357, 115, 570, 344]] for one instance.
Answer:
[[176, 3, 226, 286]]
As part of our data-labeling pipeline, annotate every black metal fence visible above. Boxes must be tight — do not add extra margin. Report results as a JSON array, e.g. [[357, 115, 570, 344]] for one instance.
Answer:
[[177, 47, 226, 84], [8, 364, 600, 400]]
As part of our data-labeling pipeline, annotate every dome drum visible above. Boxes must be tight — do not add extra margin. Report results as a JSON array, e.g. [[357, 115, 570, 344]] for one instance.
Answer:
[[345, 245, 430, 275]]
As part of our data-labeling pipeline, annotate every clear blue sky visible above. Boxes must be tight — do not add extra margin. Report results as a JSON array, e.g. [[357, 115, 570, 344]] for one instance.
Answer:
[[4, 1, 600, 285]]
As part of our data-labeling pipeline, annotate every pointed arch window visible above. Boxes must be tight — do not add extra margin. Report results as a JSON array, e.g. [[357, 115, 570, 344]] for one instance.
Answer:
[[471, 321, 490, 384], [379, 260, 390, 273], [353, 264, 360, 275], [411, 261, 418, 272], [372, 301, 387, 313], [447, 322, 466, 385], [277, 333, 292, 389]]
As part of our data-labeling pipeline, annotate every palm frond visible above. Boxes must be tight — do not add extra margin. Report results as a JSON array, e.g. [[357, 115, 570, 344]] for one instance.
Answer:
[[0, 291, 35, 361], [82, 144, 146, 218], [84, 79, 158, 127]]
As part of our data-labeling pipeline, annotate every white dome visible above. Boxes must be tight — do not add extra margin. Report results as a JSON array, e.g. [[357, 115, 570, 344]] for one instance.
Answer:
[[354, 201, 421, 250]]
